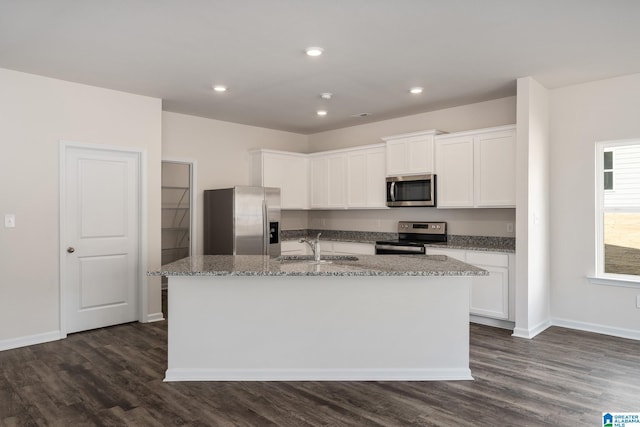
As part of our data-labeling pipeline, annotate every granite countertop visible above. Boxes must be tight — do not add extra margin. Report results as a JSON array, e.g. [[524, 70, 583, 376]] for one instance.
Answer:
[[149, 255, 488, 277]]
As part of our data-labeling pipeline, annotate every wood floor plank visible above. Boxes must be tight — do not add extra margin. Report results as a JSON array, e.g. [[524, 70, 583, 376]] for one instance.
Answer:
[[1, 305, 639, 426]]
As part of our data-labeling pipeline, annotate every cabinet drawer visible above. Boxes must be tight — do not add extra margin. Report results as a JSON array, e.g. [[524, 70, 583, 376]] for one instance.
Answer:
[[466, 251, 508, 267]]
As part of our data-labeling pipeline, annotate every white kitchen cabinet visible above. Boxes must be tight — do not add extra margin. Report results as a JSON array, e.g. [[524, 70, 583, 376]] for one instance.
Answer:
[[250, 150, 309, 209], [327, 154, 346, 207], [434, 125, 516, 208], [346, 145, 386, 208], [434, 135, 475, 207], [310, 153, 347, 208], [280, 240, 311, 255], [426, 247, 512, 322], [309, 156, 328, 208], [474, 129, 517, 207], [282, 240, 375, 256], [383, 129, 442, 176], [330, 241, 375, 255], [466, 251, 510, 320]]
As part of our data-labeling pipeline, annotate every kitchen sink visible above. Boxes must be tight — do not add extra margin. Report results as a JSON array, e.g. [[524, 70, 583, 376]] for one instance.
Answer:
[[276, 255, 359, 263]]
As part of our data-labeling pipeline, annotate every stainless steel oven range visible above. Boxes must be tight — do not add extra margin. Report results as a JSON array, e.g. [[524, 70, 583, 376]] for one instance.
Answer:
[[375, 221, 447, 255]]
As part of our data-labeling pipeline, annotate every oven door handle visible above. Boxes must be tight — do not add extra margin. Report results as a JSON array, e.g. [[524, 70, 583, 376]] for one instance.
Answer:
[[375, 244, 425, 253]]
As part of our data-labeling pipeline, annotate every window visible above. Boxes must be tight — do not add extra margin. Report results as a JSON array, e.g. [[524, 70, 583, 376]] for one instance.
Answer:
[[595, 141, 640, 280]]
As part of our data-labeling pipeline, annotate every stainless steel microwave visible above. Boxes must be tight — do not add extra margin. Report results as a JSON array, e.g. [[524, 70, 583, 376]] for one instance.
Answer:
[[386, 174, 436, 207]]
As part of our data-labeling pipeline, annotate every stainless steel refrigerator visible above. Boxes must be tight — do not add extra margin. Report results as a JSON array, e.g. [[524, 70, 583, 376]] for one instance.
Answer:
[[203, 186, 281, 256]]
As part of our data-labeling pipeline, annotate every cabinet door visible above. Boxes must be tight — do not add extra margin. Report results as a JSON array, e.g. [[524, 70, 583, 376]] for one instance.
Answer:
[[467, 252, 509, 320], [310, 156, 329, 208], [435, 136, 474, 208], [385, 140, 408, 176], [327, 154, 346, 208], [365, 148, 386, 207], [347, 147, 386, 208], [347, 151, 367, 207], [474, 130, 516, 207], [257, 153, 309, 210], [408, 135, 433, 174], [331, 241, 375, 255], [284, 156, 309, 209], [469, 265, 509, 319], [385, 135, 434, 176], [281, 240, 311, 255]]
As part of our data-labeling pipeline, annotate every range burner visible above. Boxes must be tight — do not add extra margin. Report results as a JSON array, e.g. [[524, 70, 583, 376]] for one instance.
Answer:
[[375, 221, 447, 255]]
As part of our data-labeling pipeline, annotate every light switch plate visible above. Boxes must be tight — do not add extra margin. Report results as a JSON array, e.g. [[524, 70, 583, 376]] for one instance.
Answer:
[[4, 214, 15, 228]]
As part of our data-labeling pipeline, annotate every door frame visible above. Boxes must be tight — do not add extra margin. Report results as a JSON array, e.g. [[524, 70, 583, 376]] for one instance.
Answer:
[[161, 158, 197, 259], [59, 140, 148, 337]]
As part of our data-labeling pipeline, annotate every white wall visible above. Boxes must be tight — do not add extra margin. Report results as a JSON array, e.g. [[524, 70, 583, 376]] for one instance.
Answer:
[[307, 97, 517, 151], [514, 77, 551, 338], [549, 73, 640, 337], [161, 112, 309, 254], [0, 68, 162, 346], [305, 97, 518, 237]]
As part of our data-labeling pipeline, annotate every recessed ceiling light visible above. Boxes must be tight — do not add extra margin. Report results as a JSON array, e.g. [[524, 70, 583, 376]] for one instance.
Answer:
[[317, 110, 328, 116], [306, 47, 324, 57], [409, 87, 424, 94], [212, 85, 227, 92]]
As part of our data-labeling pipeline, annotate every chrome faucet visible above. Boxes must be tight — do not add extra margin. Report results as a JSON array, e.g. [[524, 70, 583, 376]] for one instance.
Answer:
[[300, 232, 322, 262]]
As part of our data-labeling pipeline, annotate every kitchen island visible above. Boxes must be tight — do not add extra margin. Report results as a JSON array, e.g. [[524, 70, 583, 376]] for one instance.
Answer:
[[150, 254, 487, 382]]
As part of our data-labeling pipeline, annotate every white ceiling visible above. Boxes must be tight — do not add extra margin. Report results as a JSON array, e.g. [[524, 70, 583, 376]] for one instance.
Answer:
[[1, 0, 639, 134]]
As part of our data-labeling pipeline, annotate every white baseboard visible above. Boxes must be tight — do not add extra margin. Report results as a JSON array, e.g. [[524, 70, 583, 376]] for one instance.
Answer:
[[164, 368, 474, 382], [470, 315, 515, 330], [0, 330, 61, 352], [512, 319, 552, 339], [552, 317, 640, 341], [146, 312, 165, 323]]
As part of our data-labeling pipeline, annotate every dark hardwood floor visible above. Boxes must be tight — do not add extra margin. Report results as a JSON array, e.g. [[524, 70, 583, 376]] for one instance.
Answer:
[[1, 305, 639, 426]]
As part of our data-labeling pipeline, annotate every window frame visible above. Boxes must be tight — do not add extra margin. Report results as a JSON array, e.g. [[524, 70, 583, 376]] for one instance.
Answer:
[[593, 139, 640, 286]]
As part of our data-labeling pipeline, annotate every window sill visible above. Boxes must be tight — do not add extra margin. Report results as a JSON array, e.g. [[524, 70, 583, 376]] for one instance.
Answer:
[[588, 275, 640, 288]]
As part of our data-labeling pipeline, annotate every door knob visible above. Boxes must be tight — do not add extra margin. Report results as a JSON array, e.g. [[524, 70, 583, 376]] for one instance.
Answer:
[[67, 247, 75, 253]]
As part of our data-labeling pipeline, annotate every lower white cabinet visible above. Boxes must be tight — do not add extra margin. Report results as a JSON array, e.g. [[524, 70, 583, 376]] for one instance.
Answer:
[[281, 240, 375, 256], [330, 241, 375, 255], [426, 247, 512, 321]]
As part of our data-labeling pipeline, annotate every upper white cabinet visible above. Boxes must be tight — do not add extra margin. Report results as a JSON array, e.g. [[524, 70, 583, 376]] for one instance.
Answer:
[[346, 146, 386, 208], [383, 129, 443, 176], [310, 144, 386, 209], [474, 129, 517, 207], [250, 150, 309, 209], [309, 152, 347, 209], [435, 125, 516, 208]]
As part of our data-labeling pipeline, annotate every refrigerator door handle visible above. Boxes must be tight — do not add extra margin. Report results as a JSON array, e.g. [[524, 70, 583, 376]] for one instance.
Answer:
[[262, 200, 268, 255]]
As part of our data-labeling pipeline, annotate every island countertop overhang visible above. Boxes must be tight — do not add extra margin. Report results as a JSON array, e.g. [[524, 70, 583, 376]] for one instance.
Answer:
[[149, 254, 488, 277]]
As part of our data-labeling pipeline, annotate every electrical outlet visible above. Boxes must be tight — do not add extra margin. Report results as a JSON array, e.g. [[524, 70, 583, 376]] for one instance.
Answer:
[[4, 214, 15, 228], [507, 223, 514, 233]]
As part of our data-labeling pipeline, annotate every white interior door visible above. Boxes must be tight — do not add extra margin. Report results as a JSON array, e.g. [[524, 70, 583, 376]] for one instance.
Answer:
[[62, 144, 140, 334]]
